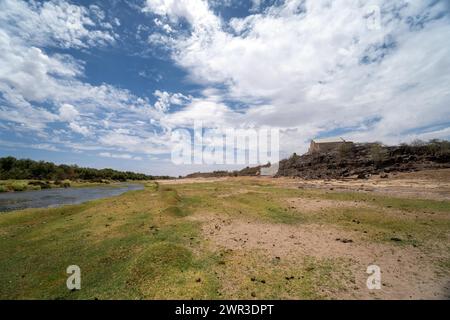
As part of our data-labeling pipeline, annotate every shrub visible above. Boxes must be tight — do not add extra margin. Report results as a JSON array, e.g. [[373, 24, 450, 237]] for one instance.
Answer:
[[10, 182, 27, 192], [28, 181, 51, 189], [61, 181, 71, 188], [426, 139, 450, 155], [370, 143, 388, 165]]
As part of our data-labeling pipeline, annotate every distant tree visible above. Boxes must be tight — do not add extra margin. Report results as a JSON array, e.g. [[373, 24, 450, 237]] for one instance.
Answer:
[[410, 139, 425, 147], [0, 157, 167, 181]]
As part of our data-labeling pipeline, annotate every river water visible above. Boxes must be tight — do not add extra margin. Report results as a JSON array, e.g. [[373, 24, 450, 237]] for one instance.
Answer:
[[0, 184, 144, 213]]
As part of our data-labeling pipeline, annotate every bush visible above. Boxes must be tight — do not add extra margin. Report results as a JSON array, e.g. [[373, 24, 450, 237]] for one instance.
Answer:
[[0, 185, 7, 192], [370, 143, 388, 165], [426, 139, 450, 155], [28, 181, 51, 189], [10, 182, 27, 192], [61, 181, 71, 188]]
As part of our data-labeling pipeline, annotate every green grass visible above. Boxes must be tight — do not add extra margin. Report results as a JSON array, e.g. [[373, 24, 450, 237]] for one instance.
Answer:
[[213, 250, 353, 299], [1, 179, 449, 299], [310, 190, 450, 213], [0, 180, 31, 192], [0, 184, 219, 299]]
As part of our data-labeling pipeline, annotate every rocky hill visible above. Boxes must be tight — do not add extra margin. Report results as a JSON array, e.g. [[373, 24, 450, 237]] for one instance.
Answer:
[[277, 140, 450, 179], [182, 140, 450, 180], [185, 163, 270, 179]]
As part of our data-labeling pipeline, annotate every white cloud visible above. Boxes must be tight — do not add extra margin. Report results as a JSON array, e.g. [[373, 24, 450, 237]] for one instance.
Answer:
[[0, 0, 117, 49], [145, 0, 450, 154], [59, 104, 79, 121], [31, 143, 61, 152], [69, 122, 90, 136], [143, 0, 220, 31], [153, 90, 191, 112], [99, 152, 143, 161], [0, 1, 166, 158], [0, 28, 161, 133], [249, 0, 263, 12], [98, 130, 171, 155], [162, 98, 235, 127], [1, 0, 449, 176]]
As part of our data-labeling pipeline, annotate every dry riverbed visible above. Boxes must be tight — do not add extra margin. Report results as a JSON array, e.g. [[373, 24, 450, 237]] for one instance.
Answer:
[[1, 171, 449, 299]]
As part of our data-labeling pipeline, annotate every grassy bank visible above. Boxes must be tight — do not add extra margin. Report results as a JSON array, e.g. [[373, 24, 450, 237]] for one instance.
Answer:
[[0, 179, 449, 299], [0, 179, 137, 193]]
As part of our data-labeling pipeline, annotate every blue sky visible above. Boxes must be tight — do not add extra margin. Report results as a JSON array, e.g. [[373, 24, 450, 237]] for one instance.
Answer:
[[0, 0, 449, 175]]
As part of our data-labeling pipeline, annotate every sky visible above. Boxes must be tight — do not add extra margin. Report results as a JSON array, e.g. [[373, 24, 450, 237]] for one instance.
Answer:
[[0, 0, 449, 176]]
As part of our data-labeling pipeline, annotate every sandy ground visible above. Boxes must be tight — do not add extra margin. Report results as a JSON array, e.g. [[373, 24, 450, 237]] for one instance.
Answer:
[[161, 169, 450, 299], [274, 169, 450, 201], [193, 212, 448, 299], [157, 177, 229, 185], [159, 169, 450, 200]]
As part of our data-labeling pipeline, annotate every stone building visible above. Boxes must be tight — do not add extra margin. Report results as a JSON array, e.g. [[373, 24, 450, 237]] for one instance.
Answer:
[[308, 137, 352, 154]]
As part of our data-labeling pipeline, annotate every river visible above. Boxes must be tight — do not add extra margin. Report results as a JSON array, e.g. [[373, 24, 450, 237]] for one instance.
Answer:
[[0, 184, 144, 212]]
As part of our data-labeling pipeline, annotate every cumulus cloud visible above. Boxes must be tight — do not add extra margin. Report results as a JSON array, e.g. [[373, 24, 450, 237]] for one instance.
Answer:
[[153, 90, 192, 112], [0, 27, 161, 132], [144, 0, 450, 154], [97, 129, 173, 155], [0, 0, 117, 49], [1, 0, 450, 175], [162, 98, 236, 127], [0, 0, 168, 158], [59, 104, 79, 121], [69, 122, 90, 136], [143, 0, 220, 31]]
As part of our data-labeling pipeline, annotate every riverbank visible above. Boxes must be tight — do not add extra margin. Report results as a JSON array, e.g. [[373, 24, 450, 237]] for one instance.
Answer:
[[0, 173, 449, 299], [0, 183, 144, 213], [0, 179, 145, 193]]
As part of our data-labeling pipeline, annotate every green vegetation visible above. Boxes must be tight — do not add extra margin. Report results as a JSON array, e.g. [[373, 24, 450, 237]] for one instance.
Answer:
[[0, 184, 218, 299], [0, 156, 172, 183], [0, 179, 116, 193], [0, 180, 39, 192], [0, 179, 449, 299], [370, 142, 388, 165]]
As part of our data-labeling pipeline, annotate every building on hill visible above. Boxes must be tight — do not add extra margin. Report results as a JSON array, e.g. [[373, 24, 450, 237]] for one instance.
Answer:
[[308, 137, 353, 154]]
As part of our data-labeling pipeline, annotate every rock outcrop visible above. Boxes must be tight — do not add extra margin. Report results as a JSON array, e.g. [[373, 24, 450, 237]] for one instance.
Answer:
[[277, 142, 450, 179]]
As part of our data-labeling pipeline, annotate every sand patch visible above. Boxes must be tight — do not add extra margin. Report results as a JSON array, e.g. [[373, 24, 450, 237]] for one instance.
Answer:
[[274, 170, 450, 201], [156, 178, 229, 185], [197, 213, 448, 299], [286, 198, 370, 212]]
